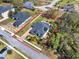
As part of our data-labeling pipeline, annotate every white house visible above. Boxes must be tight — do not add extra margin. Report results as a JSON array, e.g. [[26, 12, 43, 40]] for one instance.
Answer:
[[0, 5, 15, 22]]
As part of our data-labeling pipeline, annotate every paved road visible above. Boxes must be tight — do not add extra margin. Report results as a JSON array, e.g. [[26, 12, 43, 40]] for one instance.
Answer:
[[33, 0, 60, 11], [0, 29, 49, 59]]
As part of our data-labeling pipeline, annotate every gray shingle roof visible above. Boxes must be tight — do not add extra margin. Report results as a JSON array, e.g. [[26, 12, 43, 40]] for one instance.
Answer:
[[30, 22, 51, 37], [23, 1, 33, 9], [13, 12, 30, 27], [0, 57, 4, 59], [0, 5, 12, 14], [63, 4, 75, 13]]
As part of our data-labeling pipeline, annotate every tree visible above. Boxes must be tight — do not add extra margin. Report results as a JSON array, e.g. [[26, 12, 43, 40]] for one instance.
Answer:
[[55, 12, 79, 59], [13, 0, 23, 13], [45, 11, 79, 59], [8, 11, 15, 18]]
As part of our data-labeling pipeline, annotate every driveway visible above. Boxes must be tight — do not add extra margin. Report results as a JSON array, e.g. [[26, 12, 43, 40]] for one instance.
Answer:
[[33, 0, 60, 11]]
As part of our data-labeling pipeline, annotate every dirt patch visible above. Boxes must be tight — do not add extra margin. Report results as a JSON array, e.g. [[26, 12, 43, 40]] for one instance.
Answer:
[[49, 51, 58, 59]]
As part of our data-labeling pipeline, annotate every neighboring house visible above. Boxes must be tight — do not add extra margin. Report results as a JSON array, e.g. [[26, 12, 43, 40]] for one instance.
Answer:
[[0, 5, 15, 18], [61, 4, 75, 13], [0, 57, 4, 59], [12, 12, 31, 27], [23, 1, 34, 9], [29, 22, 51, 38]]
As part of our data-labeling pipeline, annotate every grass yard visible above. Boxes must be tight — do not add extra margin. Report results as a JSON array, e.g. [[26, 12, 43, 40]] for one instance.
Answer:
[[7, 50, 24, 59], [17, 24, 31, 36], [75, 0, 79, 3], [33, 16, 48, 22], [0, 18, 15, 25], [25, 9, 35, 15], [8, 18, 15, 23], [0, 43, 6, 49], [22, 8, 35, 16]]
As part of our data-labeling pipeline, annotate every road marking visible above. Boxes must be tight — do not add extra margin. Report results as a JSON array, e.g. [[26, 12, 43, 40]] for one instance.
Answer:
[[0, 39, 29, 59]]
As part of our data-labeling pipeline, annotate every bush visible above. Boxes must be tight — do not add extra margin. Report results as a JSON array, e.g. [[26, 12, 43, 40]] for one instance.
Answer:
[[7, 50, 12, 54]]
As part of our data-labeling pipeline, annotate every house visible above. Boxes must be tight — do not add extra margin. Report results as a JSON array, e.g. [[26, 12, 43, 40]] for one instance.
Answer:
[[61, 4, 75, 13], [0, 5, 15, 18], [29, 22, 51, 38], [13, 12, 31, 27], [23, 1, 34, 9], [0, 57, 4, 59]]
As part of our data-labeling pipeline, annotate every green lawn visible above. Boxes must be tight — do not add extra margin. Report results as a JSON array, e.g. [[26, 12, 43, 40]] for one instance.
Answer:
[[33, 16, 48, 22], [25, 9, 34, 14], [8, 18, 15, 23], [7, 50, 25, 59], [0, 43, 6, 49], [0, 18, 15, 25], [17, 24, 31, 36], [75, 0, 79, 3]]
